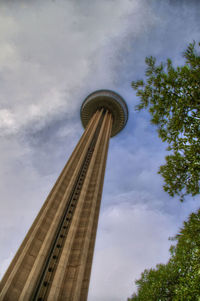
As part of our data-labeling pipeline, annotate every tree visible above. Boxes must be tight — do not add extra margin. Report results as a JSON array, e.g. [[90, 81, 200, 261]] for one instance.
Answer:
[[132, 41, 200, 201], [128, 209, 200, 301]]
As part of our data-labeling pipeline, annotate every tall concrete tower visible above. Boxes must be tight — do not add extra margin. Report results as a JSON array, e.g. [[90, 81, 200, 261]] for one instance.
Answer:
[[0, 90, 128, 301]]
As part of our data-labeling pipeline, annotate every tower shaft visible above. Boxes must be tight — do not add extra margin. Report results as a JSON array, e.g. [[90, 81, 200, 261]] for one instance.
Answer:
[[0, 110, 112, 301]]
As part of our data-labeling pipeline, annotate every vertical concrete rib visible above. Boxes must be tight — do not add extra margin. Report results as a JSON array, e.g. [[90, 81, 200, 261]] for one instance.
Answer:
[[47, 111, 112, 301], [79, 113, 112, 301]]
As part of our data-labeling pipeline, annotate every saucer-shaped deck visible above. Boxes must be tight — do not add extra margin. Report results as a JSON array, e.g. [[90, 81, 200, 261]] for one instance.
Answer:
[[81, 90, 128, 137]]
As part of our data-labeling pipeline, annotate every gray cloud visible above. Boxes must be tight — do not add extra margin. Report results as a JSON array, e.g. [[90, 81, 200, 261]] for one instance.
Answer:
[[0, 1, 200, 301]]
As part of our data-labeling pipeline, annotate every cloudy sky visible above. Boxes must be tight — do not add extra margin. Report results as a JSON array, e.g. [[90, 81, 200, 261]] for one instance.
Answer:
[[0, 1, 200, 300]]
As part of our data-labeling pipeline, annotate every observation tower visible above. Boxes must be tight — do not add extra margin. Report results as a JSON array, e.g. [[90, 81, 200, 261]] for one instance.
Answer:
[[0, 90, 128, 301]]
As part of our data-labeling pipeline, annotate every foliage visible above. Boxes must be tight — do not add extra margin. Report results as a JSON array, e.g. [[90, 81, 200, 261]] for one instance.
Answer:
[[128, 209, 200, 301], [132, 41, 200, 201]]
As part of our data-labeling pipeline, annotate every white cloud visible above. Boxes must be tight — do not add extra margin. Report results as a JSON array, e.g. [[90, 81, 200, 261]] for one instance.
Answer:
[[0, 109, 15, 132], [0, 252, 14, 280]]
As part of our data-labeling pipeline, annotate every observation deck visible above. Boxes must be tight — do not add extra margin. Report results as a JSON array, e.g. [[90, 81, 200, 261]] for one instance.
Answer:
[[80, 89, 128, 137]]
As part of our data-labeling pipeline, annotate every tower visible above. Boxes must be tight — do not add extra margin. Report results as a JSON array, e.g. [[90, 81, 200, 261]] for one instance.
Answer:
[[0, 90, 128, 301]]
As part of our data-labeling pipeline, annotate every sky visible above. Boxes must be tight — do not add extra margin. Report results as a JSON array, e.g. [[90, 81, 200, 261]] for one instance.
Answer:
[[0, 1, 200, 300]]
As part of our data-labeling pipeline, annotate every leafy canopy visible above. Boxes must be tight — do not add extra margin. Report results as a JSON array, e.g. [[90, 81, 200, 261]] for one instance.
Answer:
[[132, 41, 200, 201], [128, 209, 200, 301]]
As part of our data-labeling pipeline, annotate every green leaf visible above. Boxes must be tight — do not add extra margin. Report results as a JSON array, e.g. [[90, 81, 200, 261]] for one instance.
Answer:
[[132, 40, 200, 201]]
